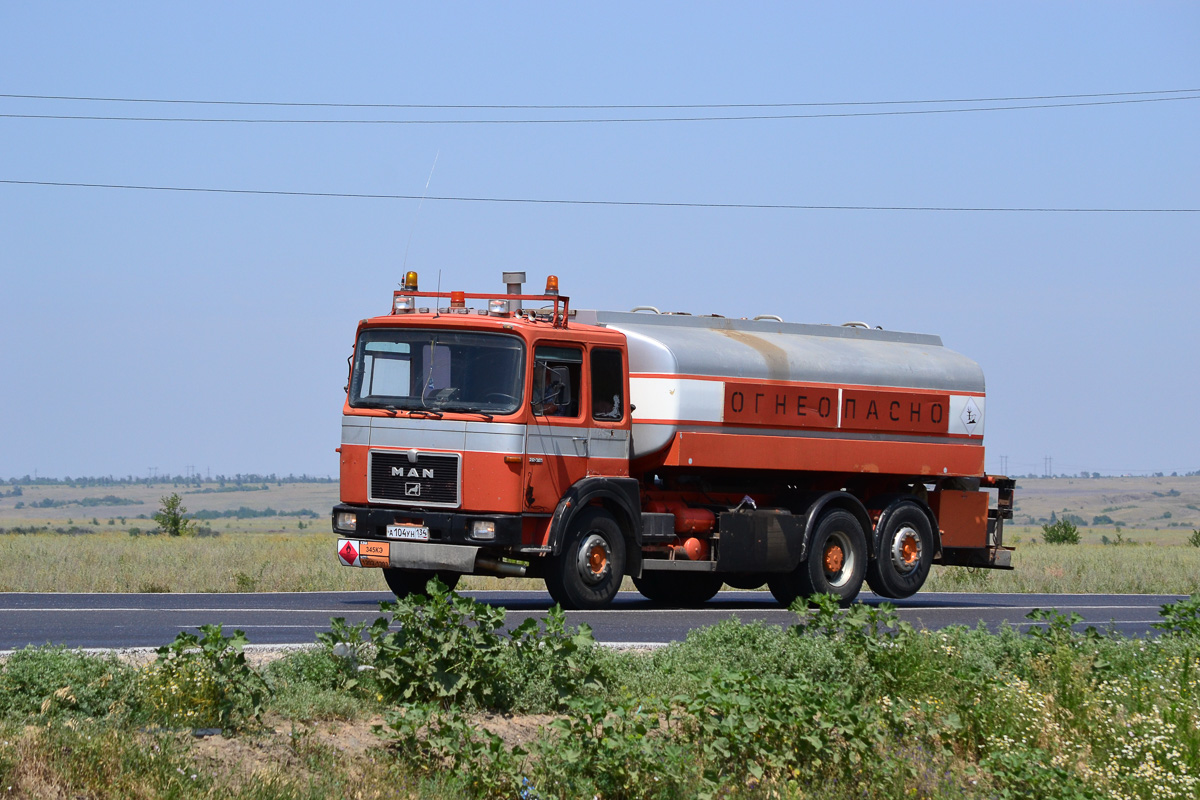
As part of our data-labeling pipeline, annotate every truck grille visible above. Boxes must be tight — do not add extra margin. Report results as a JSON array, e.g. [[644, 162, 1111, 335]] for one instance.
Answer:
[[368, 450, 461, 508]]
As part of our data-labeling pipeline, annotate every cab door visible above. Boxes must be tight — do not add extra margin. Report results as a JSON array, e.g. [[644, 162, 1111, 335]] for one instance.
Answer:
[[586, 346, 631, 477], [524, 344, 590, 512]]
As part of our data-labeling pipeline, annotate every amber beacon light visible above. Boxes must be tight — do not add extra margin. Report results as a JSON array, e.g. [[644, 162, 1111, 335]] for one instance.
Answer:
[[544, 275, 559, 296]]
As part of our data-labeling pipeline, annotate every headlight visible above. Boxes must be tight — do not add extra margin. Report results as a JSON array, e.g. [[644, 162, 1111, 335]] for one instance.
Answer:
[[335, 511, 357, 532], [471, 520, 496, 540]]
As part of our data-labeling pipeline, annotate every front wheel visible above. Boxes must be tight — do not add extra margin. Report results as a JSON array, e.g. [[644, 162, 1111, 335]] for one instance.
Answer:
[[545, 508, 626, 610], [865, 503, 933, 599], [768, 509, 866, 607], [382, 568, 460, 599]]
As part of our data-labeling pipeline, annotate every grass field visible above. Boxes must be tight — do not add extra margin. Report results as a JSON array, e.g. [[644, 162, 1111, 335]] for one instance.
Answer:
[[2, 529, 1198, 596], [0, 477, 1197, 595]]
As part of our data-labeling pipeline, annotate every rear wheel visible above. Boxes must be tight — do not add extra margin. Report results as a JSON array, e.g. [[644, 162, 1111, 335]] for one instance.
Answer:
[[545, 508, 626, 610], [382, 568, 460, 599], [768, 509, 866, 607], [633, 572, 723, 605], [865, 503, 933, 599]]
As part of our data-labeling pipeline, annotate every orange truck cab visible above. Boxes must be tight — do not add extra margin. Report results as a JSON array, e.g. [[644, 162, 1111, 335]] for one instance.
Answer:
[[332, 272, 1014, 609]]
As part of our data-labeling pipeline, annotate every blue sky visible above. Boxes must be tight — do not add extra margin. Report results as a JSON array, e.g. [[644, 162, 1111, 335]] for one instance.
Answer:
[[1, 3, 1197, 479]]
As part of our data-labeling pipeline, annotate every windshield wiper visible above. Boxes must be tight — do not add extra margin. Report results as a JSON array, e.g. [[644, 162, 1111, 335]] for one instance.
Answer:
[[406, 409, 444, 419], [437, 406, 494, 421]]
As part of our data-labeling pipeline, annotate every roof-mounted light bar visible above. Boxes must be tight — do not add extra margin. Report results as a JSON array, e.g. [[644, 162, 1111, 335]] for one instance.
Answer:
[[387, 272, 570, 327]]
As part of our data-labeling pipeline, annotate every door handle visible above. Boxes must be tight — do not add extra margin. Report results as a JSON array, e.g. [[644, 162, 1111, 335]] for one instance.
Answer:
[[571, 437, 589, 455]]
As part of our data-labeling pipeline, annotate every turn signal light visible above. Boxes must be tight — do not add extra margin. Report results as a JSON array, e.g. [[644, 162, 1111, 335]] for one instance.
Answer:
[[544, 275, 559, 296], [402, 271, 419, 291]]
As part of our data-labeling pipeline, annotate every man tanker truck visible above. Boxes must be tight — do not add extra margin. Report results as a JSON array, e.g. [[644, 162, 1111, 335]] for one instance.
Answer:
[[333, 272, 1014, 609]]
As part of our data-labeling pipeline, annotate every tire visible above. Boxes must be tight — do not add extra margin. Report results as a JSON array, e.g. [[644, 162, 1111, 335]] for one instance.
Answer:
[[382, 568, 460, 599], [544, 508, 626, 610], [865, 502, 933, 599], [768, 509, 866, 608], [633, 572, 723, 605]]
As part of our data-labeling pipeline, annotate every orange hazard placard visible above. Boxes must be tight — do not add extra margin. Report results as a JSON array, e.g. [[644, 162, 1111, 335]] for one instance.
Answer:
[[359, 540, 389, 559], [359, 554, 390, 568]]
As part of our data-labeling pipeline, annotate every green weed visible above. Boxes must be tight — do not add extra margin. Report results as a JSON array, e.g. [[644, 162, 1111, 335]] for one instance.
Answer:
[[139, 624, 267, 730], [378, 702, 525, 799], [368, 578, 599, 712], [0, 647, 135, 719], [263, 648, 373, 721]]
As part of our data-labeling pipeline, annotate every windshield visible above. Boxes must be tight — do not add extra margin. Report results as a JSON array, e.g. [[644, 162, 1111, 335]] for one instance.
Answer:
[[349, 329, 525, 415]]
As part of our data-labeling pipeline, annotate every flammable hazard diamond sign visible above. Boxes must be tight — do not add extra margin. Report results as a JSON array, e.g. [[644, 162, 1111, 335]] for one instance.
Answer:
[[337, 539, 359, 566]]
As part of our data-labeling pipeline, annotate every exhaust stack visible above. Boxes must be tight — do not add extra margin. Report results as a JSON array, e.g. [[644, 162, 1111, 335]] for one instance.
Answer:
[[502, 271, 526, 312]]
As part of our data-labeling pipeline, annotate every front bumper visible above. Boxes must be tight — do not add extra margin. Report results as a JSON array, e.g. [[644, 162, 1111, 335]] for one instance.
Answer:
[[336, 537, 481, 572], [331, 503, 524, 548]]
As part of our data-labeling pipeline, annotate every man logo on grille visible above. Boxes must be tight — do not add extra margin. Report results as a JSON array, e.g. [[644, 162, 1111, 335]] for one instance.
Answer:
[[405, 482, 421, 497], [392, 466, 435, 478]]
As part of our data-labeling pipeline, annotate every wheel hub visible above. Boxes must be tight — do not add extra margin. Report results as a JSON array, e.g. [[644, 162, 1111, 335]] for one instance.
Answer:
[[823, 543, 845, 574], [822, 530, 856, 588], [890, 526, 923, 574], [576, 533, 612, 585]]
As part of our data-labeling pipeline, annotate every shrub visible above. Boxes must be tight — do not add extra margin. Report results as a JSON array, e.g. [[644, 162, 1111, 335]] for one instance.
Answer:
[[0, 647, 135, 718], [368, 580, 600, 712], [1189, 529, 1200, 548], [1042, 519, 1080, 544], [379, 702, 527, 799], [138, 624, 266, 729], [264, 647, 371, 721], [499, 605, 601, 711], [532, 695, 693, 800], [315, 616, 373, 690], [1153, 595, 1200, 638], [152, 493, 195, 537], [368, 580, 507, 708]]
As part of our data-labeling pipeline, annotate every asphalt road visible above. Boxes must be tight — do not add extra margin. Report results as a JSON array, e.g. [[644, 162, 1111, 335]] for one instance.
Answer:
[[0, 590, 1186, 652]]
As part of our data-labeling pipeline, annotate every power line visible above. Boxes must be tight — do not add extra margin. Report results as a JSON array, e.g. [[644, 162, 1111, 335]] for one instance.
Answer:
[[2, 87, 1196, 110], [1, 94, 1197, 125], [3, 179, 1197, 212]]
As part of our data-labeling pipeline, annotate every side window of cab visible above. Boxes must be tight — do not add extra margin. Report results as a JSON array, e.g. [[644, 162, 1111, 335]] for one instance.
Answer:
[[532, 345, 583, 418], [590, 348, 624, 422]]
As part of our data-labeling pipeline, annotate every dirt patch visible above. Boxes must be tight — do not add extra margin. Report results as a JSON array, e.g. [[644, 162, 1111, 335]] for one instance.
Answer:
[[475, 711, 558, 749]]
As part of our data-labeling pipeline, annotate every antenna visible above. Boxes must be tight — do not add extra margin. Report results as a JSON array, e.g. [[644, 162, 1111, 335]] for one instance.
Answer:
[[401, 150, 440, 273], [434, 269, 442, 318]]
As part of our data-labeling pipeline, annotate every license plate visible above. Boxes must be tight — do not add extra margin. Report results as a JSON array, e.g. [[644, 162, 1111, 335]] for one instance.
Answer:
[[386, 524, 430, 541]]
